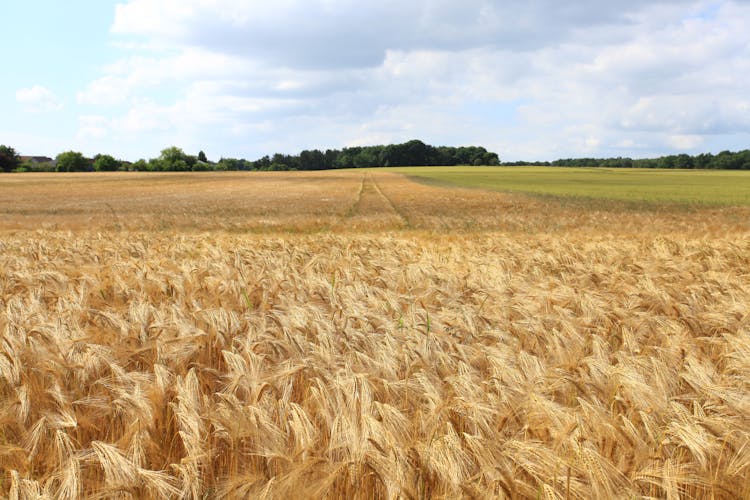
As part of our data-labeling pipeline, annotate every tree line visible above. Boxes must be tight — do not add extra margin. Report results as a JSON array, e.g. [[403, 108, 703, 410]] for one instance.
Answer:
[[243, 140, 501, 171], [504, 150, 750, 170], [0, 140, 499, 173], [3, 141, 750, 173]]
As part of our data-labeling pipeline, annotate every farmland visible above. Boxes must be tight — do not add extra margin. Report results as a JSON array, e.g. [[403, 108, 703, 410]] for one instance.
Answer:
[[392, 166, 750, 206], [1, 170, 750, 498]]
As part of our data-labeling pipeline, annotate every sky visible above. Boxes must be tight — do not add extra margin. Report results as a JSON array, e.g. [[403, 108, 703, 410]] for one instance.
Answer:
[[2, 0, 749, 162]]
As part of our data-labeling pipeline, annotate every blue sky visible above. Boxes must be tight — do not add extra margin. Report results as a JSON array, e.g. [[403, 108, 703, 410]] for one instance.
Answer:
[[2, 0, 750, 161], [2, 2, 111, 153]]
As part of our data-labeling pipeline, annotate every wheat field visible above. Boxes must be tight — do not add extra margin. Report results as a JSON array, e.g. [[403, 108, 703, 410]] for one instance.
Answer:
[[1, 171, 749, 498]]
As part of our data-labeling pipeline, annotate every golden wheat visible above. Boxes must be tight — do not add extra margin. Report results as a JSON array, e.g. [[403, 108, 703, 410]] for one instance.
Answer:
[[0, 229, 748, 499], [2, 171, 749, 235], [1, 171, 750, 498]]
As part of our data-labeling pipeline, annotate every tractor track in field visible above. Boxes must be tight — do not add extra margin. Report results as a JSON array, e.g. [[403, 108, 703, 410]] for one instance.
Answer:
[[345, 172, 367, 218], [338, 172, 409, 230], [368, 173, 411, 228]]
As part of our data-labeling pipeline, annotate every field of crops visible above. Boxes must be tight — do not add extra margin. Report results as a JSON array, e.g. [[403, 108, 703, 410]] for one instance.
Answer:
[[392, 166, 750, 206], [1, 170, 749, 498]]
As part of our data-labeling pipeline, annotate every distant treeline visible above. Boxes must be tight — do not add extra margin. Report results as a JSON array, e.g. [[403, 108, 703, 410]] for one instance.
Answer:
[[0, 140, 500, 173], [224, 140, 500, 171], [4, 141, 750, 173], [504, 149, 750, 170]]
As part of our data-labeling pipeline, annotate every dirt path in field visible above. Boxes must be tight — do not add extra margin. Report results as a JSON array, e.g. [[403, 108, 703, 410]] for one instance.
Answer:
[[336, 172, 409, 230]]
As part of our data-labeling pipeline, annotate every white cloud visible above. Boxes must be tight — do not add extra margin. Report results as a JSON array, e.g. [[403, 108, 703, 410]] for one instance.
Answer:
[[110, 0, 688, 68], [73, 0, 750, 160], [78, 115, 110, 140], [668, 134, 705, 150], [78, 76, 131, 106], [16, 85, 63, 113]]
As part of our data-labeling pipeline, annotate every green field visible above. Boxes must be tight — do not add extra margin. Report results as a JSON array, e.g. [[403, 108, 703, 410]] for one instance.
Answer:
[[388, 166, 750, 205]]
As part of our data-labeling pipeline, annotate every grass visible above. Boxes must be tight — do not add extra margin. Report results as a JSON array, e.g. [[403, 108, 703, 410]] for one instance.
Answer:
[[387, 166, 750, 205], [1, 170, 750, 498]]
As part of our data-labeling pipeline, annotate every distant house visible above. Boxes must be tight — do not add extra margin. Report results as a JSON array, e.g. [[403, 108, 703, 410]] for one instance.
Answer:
[[21, 156, 54, 164], [20, 156, 56, 167]]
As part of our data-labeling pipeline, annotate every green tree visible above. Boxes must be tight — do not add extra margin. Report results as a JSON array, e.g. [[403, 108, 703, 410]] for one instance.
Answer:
[[93, 154, 121, 172], [472, 151, 499, 166], [131, 159, 147, 171], [191, 161, 212, 171], [0, 145, 20, 172], [158, 147, 190, 171], [300, 149, 325, 170], [255, 155, 271, 170], [197, 150, 208, 163], [217, 158, 253, 171], [673, 154, 693, 169], [56, 151, 91, 172]]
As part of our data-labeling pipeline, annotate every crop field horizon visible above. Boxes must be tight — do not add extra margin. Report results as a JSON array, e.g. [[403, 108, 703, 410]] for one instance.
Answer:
[[388, 166, 750, 206], [1, 170, 749, 234], [1, 170, 749, 498]]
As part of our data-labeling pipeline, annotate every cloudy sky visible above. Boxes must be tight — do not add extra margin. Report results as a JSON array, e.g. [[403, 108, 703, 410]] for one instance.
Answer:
[[2, 1, 749, 161]]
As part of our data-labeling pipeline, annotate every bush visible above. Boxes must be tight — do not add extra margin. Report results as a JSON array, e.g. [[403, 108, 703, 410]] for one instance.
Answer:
[[93, 154, 121, 172], [0, 145, 20, 172], [56, 151, 91, 172]]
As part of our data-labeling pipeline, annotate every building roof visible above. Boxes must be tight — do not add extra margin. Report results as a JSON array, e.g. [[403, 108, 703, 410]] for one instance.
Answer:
[[20, 156, 54, 163]]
